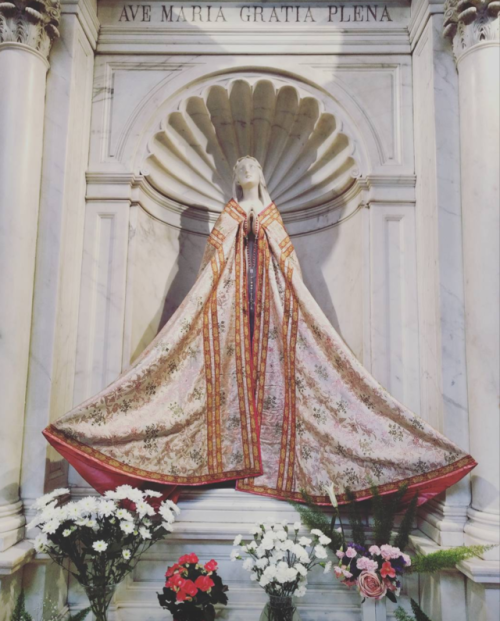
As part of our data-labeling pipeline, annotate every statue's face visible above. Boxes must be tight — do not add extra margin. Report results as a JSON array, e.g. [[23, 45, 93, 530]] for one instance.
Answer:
[[235, 158, 261, 189]]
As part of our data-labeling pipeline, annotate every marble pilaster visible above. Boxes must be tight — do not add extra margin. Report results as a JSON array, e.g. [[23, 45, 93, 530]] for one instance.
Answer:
[[411, 7, 472, 549], [442, 0, 500, 560], [0, 0, 60, 553]]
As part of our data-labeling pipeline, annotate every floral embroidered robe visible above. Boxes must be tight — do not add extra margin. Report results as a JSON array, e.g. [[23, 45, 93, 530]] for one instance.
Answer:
[[44, 200, 476, 504]]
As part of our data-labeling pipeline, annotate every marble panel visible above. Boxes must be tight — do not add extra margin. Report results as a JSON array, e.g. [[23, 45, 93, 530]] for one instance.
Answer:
[[73, 202, 131, 405], [369, 203, 420, 414]]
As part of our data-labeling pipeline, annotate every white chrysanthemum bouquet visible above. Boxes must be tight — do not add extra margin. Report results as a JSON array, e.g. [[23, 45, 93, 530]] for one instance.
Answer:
[[28, 485, 180, 621], [231, 518, 332, 619]]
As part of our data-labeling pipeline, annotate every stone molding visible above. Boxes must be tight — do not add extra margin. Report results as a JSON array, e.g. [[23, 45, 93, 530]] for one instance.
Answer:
[[0, 0, 61, 59], [443, 0, 500, 61]]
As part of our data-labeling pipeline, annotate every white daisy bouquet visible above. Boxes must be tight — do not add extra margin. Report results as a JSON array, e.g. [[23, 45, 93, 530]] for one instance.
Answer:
[[28, 485, 180, 621], [231, 518, 332, 619]]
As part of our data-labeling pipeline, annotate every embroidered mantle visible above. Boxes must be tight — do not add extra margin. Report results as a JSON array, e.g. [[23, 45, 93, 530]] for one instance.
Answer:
[[44, 200, 476, 504]]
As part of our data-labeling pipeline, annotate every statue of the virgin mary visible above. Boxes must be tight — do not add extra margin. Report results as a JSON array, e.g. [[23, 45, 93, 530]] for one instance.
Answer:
[[44, 156, 476, 505]]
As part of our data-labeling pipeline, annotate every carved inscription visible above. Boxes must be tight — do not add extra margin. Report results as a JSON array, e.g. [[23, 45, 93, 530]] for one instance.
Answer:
[[117, 4, 394, 24]]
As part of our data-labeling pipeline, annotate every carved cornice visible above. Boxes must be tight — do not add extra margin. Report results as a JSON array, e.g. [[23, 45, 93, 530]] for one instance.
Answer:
[[0, 0, 61, 59], [443, 0, 500, 62]]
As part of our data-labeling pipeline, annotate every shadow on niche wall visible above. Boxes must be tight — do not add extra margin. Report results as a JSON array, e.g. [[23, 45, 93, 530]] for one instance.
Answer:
[[130, 205, 211, 363], [159, 207, 212, 331]]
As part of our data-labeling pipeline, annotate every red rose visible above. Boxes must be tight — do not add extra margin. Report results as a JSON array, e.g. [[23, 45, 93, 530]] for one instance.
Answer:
[[204, 559, 218, 572], [178, 553, 199, 565], [380, 561, 396, 579], [176, 589, 188, 602], [357, 571, 387, 600], [195, 575, 215, 592], [183, 579, 198, 597], [166, 563, 182, 577], [168, 573, 186, 589]]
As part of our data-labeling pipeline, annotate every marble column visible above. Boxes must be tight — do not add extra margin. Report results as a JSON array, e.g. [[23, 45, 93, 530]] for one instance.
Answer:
[[443, 0, 500, 557], [0, 1, 60, 551]]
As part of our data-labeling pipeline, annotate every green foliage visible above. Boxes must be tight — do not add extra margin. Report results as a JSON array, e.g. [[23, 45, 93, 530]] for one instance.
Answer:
[[290, 486, 491, 578], [371, 482, 408, 546], [410, 545, 493, 574], [292, 491, 343, 551], [394, 493, 419, 552], [395, 606, 415, 621], [11, 591, 33, 621], [68, 608, 91, 621], [346, 488, 366, 548], [292, 493, 331, 534], [394, 600, 433, 621]]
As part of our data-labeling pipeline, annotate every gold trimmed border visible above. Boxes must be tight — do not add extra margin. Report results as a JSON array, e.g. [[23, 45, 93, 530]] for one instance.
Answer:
[[286, 276, 299, 493], [235, 227, 252, 469], [203, 277, 216, 474], [237, 455, 477, 504], [45, 426, 263, 485]]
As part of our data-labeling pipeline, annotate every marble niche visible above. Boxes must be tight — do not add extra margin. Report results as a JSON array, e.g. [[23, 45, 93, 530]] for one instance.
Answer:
[[68, 43, 420, 617]]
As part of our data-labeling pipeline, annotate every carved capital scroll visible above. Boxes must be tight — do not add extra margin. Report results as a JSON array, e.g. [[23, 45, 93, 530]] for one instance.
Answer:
[[0, 0, 61, 59], [443, 0, 500, 62]]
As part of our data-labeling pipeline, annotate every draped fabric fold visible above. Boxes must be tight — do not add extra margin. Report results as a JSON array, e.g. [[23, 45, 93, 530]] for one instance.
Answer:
[[43, 200, 476, 504]]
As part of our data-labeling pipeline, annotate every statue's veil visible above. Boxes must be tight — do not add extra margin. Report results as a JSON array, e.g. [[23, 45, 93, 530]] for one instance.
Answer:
[[232, 156, 272, 207]]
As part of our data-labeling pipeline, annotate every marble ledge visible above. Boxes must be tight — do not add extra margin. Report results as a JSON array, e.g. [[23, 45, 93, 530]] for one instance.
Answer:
[[0, 539, 35, 576], [410, 532, 500, 586], [458, 557, 500, 585], [95, 27, 412, 56]]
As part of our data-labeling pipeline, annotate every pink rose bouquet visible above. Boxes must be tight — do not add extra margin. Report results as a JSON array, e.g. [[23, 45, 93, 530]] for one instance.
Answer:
[[333, 543, 411, 602]]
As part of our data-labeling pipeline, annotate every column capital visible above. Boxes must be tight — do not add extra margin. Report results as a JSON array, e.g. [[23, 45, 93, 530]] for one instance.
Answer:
[[443, 0, 500, 62], [0, 0, 61, 60]]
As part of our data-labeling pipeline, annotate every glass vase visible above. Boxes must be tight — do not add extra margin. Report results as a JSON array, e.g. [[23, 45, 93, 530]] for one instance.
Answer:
[[259, 595, 302, 621], [83, 583, 118, 621]]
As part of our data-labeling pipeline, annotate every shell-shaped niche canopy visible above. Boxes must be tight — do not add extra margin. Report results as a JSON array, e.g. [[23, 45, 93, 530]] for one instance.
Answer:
[[143, 79, 359, 212]]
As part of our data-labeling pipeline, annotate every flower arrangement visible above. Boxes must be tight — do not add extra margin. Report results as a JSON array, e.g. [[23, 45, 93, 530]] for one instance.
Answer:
[[158, 553, 228, 621], [334, 542, 411, 602], [292, 482, 492, 608], [231, 518, 333, 620], [28, 485, 180, 621]]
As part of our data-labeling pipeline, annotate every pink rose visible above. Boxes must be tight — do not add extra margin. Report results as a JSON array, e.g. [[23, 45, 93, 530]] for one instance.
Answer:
[[334, 566, 343, 578], [336, 550, 345, 559], [346, 547, 357, 558], [357, 571, 387, 600], [369, 545, 381, 556]]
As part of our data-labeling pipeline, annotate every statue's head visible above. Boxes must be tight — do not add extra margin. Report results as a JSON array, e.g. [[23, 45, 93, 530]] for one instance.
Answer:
[[232, 156, 270, 203]]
